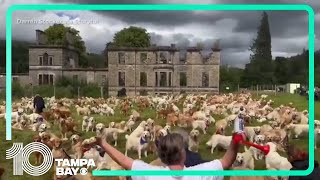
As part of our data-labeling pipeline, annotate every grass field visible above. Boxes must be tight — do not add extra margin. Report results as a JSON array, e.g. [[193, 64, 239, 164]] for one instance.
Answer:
[[0, 92, 319, 180]]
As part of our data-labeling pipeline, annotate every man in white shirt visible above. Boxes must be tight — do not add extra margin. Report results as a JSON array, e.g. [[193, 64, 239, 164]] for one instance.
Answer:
[[96, 132, 245, 180]]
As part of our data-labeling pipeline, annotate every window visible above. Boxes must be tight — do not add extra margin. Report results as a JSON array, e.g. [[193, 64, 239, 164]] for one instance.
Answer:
[[169, 52, 173, 64], [155, 72, 158, 87], [39, 74, 43, 85], [159, 52, 168, 64], [168, 72, 172, 87], [43, 74, 49, 84], [179, 50, 187, 63], [39, 56, 43, 65], [160, 72, 167, 87], [43, 53, 49, 65], [49, 56, 53, 65], [73, 75, 78, 82], [69, 57, 75, 68], [140, 53, 147, 64], [118, 52, 125, 64], [49, 74, 54, 85], [118, 72, 125, 86], [202, 72, 209, 87], [180, 72, 187, 87], [155, 52, 158, 64], [140, 72, 147, 87], [38, 74, 54, 85]]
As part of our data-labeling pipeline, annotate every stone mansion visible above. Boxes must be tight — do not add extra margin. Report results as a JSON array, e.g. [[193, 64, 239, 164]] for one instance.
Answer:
[[2, 29, 221, 96]]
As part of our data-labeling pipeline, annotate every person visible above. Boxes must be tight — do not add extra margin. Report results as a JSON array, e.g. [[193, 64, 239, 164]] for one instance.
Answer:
[[96, 132, 245, 180], [173, 128, 208, 167], [287, 144, 320, 180], [33, 94, 45, 114]]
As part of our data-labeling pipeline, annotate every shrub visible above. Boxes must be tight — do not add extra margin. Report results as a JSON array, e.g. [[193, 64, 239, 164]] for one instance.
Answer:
[[12, 81, 25, 98], [6, 76, 109, 99], [139, 90, 148, 96], [33, 85, 55, 97], [81, 83, 102, 98], [55, 86, 73, 98]]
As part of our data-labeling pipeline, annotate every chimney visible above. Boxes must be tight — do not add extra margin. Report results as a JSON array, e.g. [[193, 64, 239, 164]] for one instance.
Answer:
[[36, 30, 47, 45], [66, 30, 74, 46], [171, 44, 176, 48]]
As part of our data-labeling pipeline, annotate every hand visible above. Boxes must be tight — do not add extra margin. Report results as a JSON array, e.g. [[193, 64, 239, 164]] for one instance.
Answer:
[[232, 133, 246, 145], [92, 136, 105, 146]]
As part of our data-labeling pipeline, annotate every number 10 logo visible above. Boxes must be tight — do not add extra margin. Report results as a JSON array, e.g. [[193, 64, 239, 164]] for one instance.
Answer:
[[6, 142, 53, 176]]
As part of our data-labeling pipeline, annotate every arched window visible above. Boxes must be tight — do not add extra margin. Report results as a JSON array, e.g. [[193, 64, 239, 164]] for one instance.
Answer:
[[43, 52, 49, 65]]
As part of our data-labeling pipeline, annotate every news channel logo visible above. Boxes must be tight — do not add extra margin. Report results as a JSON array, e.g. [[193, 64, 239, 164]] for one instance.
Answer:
[[6, 142, 94, 176]]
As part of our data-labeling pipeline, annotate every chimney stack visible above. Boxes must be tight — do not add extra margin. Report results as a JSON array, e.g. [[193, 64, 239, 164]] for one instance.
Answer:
[[66, 30, 75, 46], [35, 30, 48, 45]]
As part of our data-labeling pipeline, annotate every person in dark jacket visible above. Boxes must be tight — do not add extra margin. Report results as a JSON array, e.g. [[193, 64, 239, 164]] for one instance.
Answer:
[[287, 144, 320, 180], [173, 128, 208, 167], [33, 94, 45, 114]]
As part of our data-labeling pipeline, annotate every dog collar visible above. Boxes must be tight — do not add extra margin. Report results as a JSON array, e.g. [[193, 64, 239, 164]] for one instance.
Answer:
[[140, 138, 148, 145]]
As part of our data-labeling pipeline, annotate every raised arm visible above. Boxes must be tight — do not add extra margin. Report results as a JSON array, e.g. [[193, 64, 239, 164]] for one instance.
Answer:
[[219, 133, 244, 169], [99, 138, 134, 170]]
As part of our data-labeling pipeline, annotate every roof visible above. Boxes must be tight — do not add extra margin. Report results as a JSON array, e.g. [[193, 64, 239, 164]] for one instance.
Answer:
[[106, 46, 178, 52], [106, 46, 222, 52]]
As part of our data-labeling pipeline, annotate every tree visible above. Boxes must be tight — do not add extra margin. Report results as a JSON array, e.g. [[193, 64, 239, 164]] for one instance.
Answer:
[[112, 26, 151, 48], [44, 24, 87, 67], [220, 65, 243, 92], [0, 40, 29, 73], [274, 57, 289, 84], [242, 11, 274, 86], [86, 53, 105, 68], [44, 24, 86, 52]]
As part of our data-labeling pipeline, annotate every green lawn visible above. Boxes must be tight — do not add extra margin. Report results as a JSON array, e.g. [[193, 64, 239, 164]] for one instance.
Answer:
[[0, 93, 318, 180]]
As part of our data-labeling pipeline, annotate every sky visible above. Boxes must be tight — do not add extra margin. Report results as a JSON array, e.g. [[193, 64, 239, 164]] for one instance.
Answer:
[[1, 0, 320, 68]]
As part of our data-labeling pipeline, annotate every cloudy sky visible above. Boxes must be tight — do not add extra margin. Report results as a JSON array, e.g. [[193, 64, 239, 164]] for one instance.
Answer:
[[1, 0, 319, 68]]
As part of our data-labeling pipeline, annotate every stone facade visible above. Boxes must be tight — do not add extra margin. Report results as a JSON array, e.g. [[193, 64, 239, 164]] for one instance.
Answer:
[[107, 45, 220, 96], [1, 29, 221, 97], [27, 30, 108, 87], [0, 30, 108, 91]]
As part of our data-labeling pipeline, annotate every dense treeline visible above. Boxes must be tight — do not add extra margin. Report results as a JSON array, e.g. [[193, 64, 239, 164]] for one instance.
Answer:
[[219, 50, 320, 92], [0, 40, 29, 73], [235, 11, 320, 89]]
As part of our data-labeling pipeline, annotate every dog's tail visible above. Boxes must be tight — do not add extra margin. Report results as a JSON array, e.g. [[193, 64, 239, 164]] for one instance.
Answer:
[[125, 134, 129, 139]]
